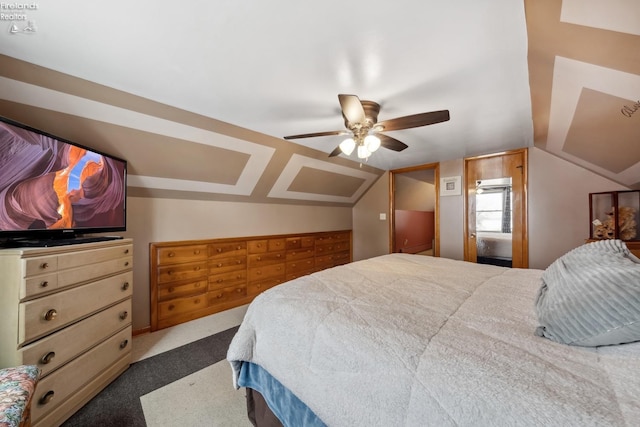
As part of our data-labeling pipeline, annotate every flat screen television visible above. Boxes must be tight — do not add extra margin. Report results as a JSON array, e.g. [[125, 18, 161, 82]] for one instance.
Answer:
[[0, 116, 127, 247]]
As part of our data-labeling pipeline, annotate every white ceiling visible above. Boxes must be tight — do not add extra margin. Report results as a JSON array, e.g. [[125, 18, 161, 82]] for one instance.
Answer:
[[0, 0, 534, 170]]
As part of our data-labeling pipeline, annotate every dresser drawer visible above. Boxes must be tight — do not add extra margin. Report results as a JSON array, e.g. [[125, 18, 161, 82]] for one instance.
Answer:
[[158, 279, 207, 301], [247, 238, 285, 254], [23, 272, 59, 300], [56, 256, 132, 289], [156, 245, 207, 265], [208, 285, 247, 306], [23, 256, 59, 277], [158, 294, 207, 320], [286, 236, 314, 250], [57, 245, 133, 270], [286, 248, 314, 261], [286, 259, 315, 274], [31, 327, 131, 424], [20, 299, 131, 378], [248, 251, 285, 267], [208, 256, 246, 275], [19, 271, 133, 345], [248, 263, 285, 282], [247, 278, 284, 297], [209, 242, 246, 259], [208, 270, 246, 291], [157, 261, 207, 284]]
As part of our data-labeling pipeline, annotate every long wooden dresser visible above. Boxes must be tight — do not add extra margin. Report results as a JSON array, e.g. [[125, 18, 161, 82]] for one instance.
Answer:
[[150, 230, 351, 331], [0, 238, 133, 427]]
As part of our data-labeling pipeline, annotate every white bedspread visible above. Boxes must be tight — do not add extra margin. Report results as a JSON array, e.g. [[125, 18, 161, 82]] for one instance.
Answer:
[[228, 254, 640, 426]]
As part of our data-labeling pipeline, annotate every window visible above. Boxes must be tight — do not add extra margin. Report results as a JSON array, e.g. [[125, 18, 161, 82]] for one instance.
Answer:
[[475, 178, 512, 233]]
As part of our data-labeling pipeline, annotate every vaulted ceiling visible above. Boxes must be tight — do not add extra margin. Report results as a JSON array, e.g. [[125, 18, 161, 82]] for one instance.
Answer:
[[0, 0, 638, 208]]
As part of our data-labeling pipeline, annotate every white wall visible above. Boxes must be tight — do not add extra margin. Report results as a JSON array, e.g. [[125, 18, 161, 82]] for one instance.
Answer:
[[395, 175, 436, 211], [352, 172, 390, 261], [527, 147, 629, 269]]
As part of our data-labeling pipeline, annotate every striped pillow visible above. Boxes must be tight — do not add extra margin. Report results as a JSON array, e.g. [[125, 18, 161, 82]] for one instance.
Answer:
[[534, 239, 640, 346]]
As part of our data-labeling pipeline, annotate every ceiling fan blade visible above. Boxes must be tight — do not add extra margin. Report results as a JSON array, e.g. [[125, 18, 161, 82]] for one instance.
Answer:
[[329, 146, 343, 157], [378, 134, 409, 152], [377, 110, 450, 132], [338, 94, 366, 124], [284, 130, 345, 140]]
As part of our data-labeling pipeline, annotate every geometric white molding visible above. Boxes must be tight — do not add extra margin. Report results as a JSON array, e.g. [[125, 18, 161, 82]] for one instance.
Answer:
[[0, 76, 275, 195], [268, 154, 378, 203]]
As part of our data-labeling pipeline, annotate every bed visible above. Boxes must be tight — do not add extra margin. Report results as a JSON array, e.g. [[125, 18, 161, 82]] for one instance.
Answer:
[[228, 243, 640, 426]]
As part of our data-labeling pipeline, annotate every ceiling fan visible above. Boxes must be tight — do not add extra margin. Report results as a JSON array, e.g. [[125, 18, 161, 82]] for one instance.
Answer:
[[284, 94, 450, 160]]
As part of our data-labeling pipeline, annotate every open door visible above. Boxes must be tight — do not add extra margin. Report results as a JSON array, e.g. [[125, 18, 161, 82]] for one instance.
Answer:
[[389, 163, 440, 256], [464, 149, 528, 268]]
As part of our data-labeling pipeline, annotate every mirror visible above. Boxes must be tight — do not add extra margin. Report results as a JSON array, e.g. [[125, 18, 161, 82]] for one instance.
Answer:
[[474, 177, 512, 267]]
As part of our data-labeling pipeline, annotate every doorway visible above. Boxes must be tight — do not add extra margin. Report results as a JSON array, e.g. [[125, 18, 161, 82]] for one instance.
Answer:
[[389, 163, 439, 256], [464, 149, 528, 268]]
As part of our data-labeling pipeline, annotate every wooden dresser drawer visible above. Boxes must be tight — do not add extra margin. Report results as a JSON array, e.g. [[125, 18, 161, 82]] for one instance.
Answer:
[[285, 236, 314, 249], [248, 251, 285, 267], [208, 285, 247, 306], [158, 279, 207, 301], [31, 327, 131, 425], [286, 259, 315, 274], [248, 238, 286, 254], [286, 248, 314, 261], [208, 256, 246, 274], [156, 245, 207, 265], [157, 261, 207, 284], [247, 278, 284, 297], [248, 263, 285, 282], [20, 299, 131, 378], [209, 242, 246, 258], [158, 294, 207, 320], [208, 270, 246, 291], [23, 256, 59, 277], [19, 271, 133, 345]]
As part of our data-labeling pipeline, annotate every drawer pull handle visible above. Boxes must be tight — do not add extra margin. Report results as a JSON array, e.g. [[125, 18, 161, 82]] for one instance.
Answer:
[[217, 263, 223, 267], [122, 282, 130, 291], [217, 248, 222, 253], [168, 286, 175, 293], [194, 282, 201, 288], [276, 254, 281, 258], [40, 351, 56, 365], [236, 245, 242, 250], [125, 249, 130, 254], [168, 252, 175, 257], [236, 275, 242, 279], [194, 266, 201, 271], [236, 288, 243, 293], [256, 284, 262, 289], [194, 298, 201, 304], [39, 390, 55, 405], [120, 339, 129, 349], [257, 243, 262, 248], [216, 293, 223, 299], [120, 311, 129, 320], [168, 304, 175, 311], [44, 309, 57, 321], [40, 281, 49, 288], [40, 262, 49, 269], [125, 261, 130, 266], [236, 260, 241, 264], [257, 256, 261, 261], [217, 278, 223, 283], [194, 250, 201, 254]]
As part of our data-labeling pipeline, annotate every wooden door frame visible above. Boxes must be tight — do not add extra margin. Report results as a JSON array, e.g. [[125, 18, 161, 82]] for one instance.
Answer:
[[463, 148, 528, 267], [389, 162, 440, 257]]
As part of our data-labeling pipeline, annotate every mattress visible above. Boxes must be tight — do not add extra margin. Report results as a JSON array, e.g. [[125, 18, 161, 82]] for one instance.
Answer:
[[228, 253, 640, 426], [476, 231, 512, 258]]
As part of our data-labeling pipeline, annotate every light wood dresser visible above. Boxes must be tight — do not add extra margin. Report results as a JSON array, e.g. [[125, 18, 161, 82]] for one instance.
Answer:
[[150, 230, 351, 331], [0, 238, 133, 427]]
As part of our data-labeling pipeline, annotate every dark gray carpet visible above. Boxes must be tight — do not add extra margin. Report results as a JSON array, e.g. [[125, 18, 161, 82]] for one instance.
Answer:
[[61, 326, 239, 427]]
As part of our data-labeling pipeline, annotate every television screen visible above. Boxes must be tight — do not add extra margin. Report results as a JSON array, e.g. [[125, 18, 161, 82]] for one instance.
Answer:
[[0, 116, 127, 244]]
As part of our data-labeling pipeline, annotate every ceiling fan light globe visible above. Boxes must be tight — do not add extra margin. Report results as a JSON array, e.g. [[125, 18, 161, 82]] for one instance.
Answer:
[[357, 145, 371, 159], [364, 134, 381, 152], [339, 138, 356, 155]]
